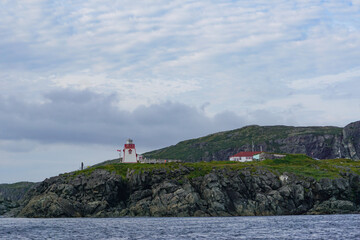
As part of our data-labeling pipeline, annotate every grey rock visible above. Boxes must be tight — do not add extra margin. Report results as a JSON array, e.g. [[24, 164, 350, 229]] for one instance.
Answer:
[[343, 121, 360, 160], [12, 166, 360, 218], [309, 199, 357, 214]]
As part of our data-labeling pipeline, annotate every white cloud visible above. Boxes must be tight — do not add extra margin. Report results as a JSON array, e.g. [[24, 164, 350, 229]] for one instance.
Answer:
[[51, 73, 201, 110], [1, 1, 359, 115], [1, 0, 360, 182], [288, 68, 360, 90], [261, 94, 360, 126]]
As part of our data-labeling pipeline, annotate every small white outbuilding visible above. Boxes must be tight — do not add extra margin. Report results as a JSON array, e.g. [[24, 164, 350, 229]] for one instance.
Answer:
[[229, 151, 262, 162]]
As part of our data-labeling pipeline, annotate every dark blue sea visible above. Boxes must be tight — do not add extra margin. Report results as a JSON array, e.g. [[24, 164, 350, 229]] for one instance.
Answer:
[[0, 214, 359, 239]]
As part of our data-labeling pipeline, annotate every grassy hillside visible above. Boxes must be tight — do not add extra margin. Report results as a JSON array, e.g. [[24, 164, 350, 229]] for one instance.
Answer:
[[68, 154, 360, 181], [143, 125, 342, 162]]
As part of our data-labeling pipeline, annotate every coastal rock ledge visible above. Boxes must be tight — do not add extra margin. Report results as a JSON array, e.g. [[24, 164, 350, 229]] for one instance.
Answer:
[[16, 167, 360, 218]]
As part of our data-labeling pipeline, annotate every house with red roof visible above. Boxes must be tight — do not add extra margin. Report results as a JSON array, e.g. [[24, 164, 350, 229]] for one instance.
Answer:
[[229, 151, 263, 162]]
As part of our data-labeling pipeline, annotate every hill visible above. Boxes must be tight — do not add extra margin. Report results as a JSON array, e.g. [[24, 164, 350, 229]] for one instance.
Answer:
[[143, 121, 360, 162]]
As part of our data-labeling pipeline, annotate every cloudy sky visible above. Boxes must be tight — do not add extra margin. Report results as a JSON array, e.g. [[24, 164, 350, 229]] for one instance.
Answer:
[[1, 0, 360, 183]]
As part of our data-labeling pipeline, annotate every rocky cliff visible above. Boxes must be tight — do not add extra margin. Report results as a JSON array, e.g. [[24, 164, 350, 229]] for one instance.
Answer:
[[0, 182, 36, 216], [343, 121, 360, 160], [16, 161, 360, 218], [0, 182, 36, 202], [0, 196, 19, 216], [144, 121, 360, 162]]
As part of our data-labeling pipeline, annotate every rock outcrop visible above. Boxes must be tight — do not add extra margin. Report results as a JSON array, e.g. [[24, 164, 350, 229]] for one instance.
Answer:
[[0, 196, 19, 216], [16, 167, 360, 218], [343, 121, 360, 160], [0, 182, 36, 202], [0, 182, 36, 216]]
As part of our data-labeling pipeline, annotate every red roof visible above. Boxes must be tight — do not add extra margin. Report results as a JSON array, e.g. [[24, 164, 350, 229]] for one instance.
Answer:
[[230, 151, 262, 158]]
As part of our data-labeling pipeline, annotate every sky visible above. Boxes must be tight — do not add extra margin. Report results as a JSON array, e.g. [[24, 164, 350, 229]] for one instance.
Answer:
[[1, 0, 360, 183]]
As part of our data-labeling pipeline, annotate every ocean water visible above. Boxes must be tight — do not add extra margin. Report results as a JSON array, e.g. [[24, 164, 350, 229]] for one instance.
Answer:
[[0, 214, 359, 240]]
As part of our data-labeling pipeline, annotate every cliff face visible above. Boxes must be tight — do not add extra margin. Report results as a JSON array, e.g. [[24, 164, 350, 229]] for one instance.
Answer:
[[17, 167, 360, 218], [0, 182, 36, 202], [0, 182, 36, 216], [144, 121, 360, 161], [0, 196, 19, 216], [343, 121, 360, 160]]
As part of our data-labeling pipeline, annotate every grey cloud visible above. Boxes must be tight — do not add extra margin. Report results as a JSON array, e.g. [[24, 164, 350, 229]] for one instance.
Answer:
[[212, 111, 247, 130], [247, 109, 298, 126], [0, 140, 38, 153], [0, 0, 359, 148], [200, 102, 210, 111], [0, 89, 250, 150]]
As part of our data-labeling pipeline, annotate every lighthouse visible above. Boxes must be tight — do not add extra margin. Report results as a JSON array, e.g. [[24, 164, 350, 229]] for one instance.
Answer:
[[122, 139, 138, 163]]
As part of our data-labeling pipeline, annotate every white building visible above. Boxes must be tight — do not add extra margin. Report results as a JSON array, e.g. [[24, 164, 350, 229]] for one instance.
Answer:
[[229, 151, 262, 162], [122, 139, 138, 163]]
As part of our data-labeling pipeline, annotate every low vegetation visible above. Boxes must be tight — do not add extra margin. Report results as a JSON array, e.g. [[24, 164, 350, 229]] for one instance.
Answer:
[[68, 154, 360, 181]]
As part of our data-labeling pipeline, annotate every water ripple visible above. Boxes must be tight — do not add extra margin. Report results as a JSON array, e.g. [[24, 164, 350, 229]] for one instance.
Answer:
[[0, 215, 359, 240]]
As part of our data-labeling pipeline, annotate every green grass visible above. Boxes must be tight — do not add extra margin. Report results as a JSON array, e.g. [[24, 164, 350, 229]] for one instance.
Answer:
[[254, 154, 360, 179], [0, 182, 35, 189], [67, 162, 182, 180], [67, 154, 360, 181]]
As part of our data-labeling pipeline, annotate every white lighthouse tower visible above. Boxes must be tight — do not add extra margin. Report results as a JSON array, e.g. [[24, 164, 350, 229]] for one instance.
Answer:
[[122, 139, 138, 163]]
